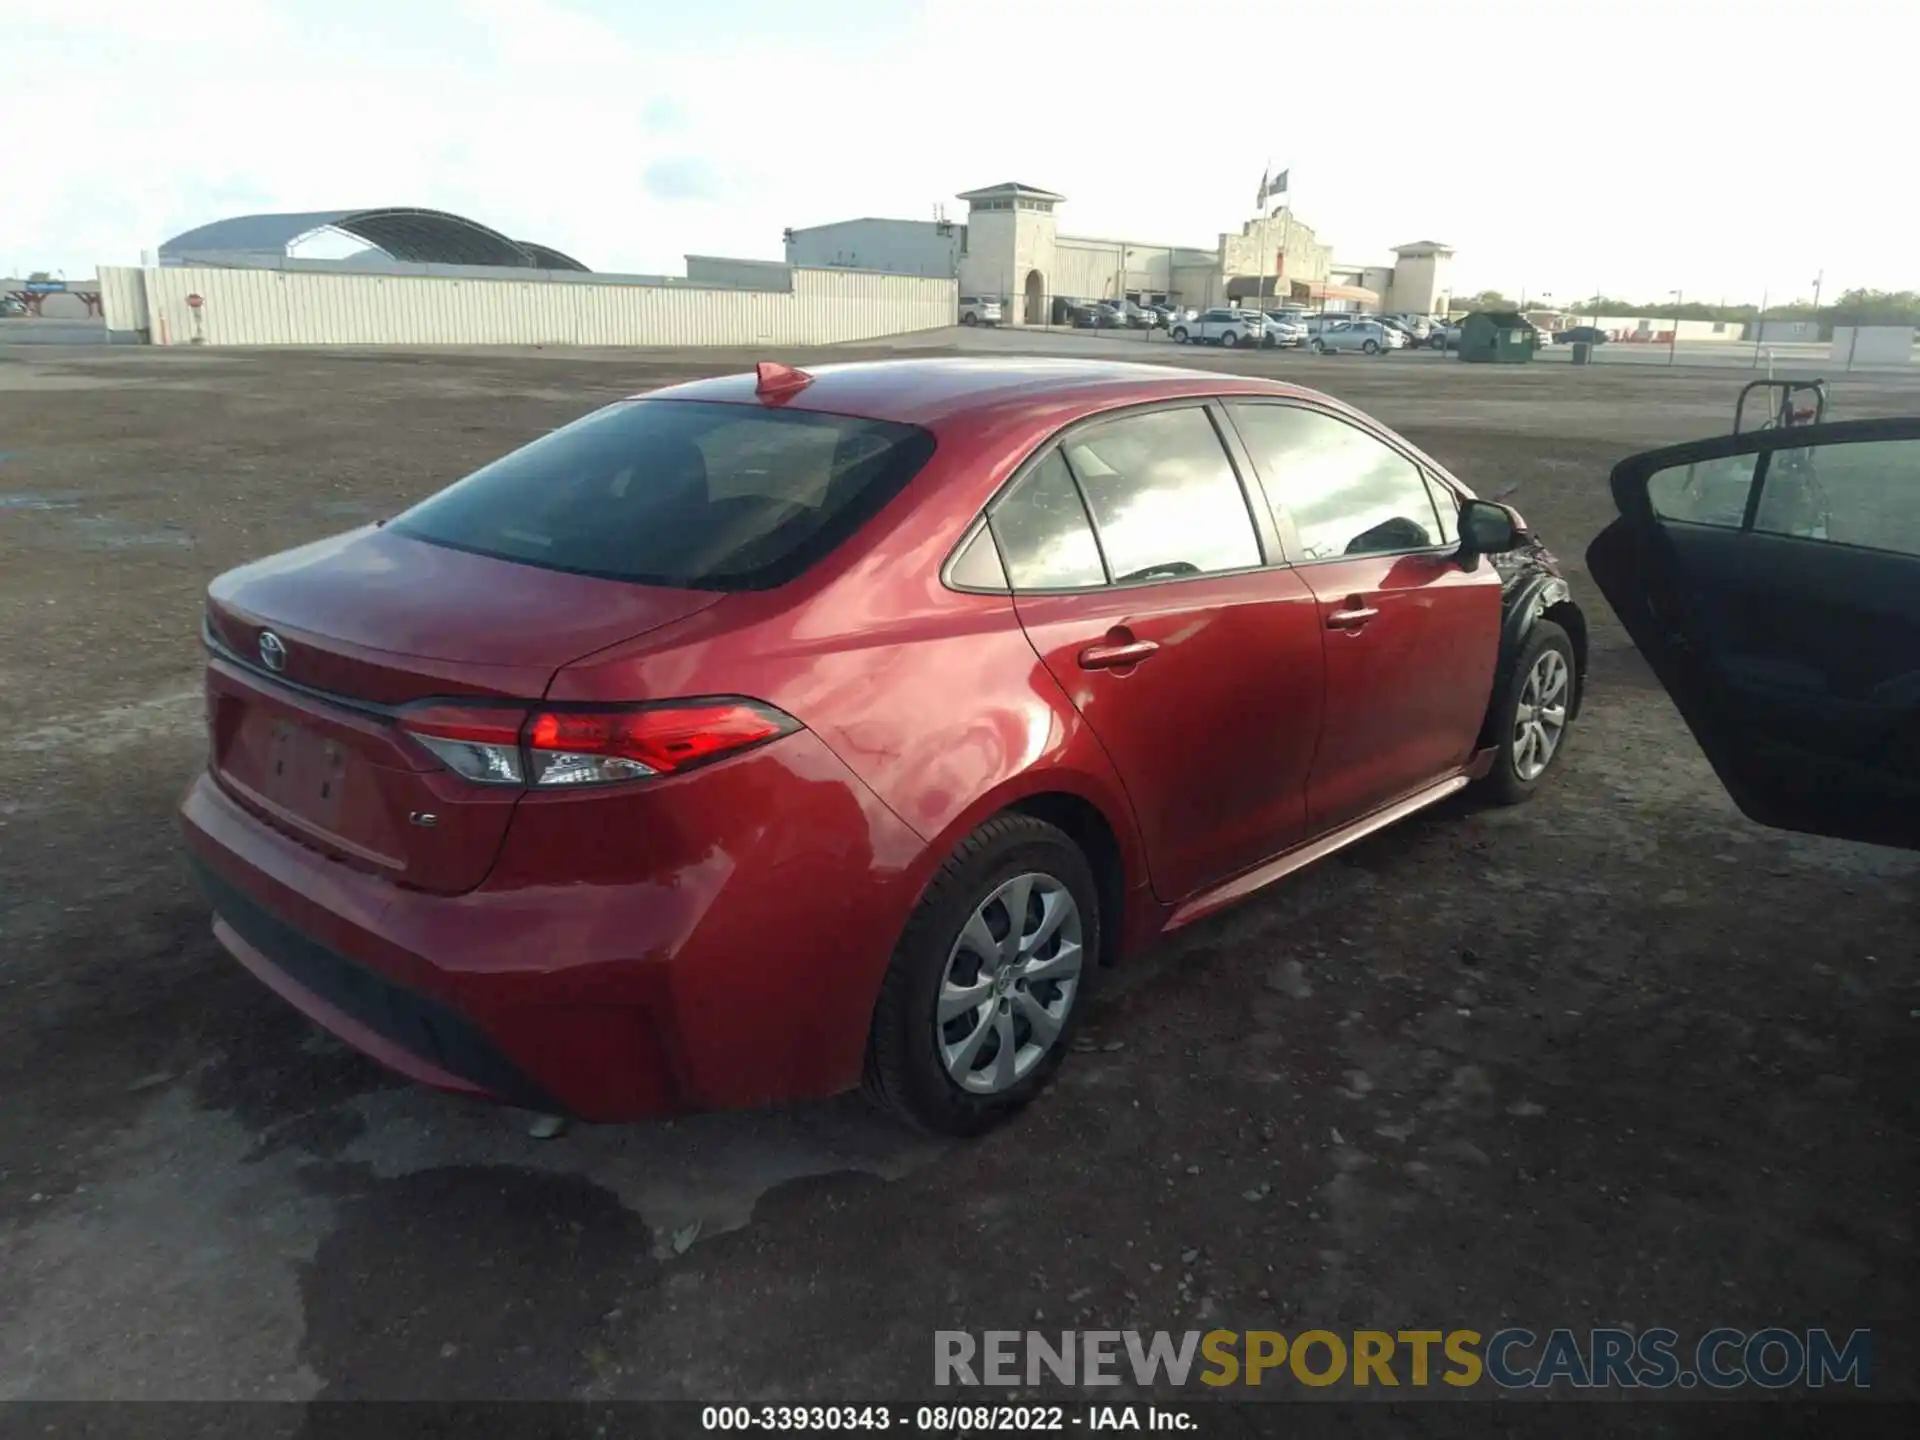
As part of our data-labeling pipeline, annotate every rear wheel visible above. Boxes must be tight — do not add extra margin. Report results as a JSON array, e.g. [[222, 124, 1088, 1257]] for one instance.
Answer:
[[1363, 339, 1380, 355], [1477, 621, 1576, 806], [864, 815, 1098, 1136], [961, 312, 978, 326], [1221, 330, 1240, 348], [1171, 327, 1188, 343]]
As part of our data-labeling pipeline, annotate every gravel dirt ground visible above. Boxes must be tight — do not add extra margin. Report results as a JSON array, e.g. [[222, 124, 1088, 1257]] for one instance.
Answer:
[[0, 336, 1914, 1408]]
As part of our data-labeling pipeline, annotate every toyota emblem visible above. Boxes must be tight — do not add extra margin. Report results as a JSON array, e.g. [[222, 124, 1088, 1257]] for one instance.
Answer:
[[258, 630, 288, 672]]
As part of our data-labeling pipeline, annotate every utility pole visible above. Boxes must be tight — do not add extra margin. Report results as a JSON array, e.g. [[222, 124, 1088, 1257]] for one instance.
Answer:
[[1668, 289, 1682, 367], [1752, 286, 1768, 369], [1811, 269, 1824, 314]]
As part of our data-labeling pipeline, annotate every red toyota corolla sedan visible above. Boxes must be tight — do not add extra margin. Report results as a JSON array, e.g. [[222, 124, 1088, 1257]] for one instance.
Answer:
[[181, 357, 1586, 1134]]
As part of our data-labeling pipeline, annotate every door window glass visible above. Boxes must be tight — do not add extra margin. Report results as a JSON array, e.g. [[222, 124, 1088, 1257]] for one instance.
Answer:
[[989, 450, 1107, 590], [1648, 454, 1759, 529], [1754, 439, 1920, 554], [1059, 407, 1262, 583], [1229, 404, 1444, 560]]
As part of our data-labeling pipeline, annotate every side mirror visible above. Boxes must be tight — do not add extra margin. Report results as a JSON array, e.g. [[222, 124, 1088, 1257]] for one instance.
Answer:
[[1457, 498, 1520, 566]]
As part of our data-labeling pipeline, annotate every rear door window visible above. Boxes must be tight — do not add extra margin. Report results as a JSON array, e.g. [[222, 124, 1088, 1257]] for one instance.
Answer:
[[1059, 406, 1263, 582], [989, 451, 1107, 590], [390, 399, 935, 590]]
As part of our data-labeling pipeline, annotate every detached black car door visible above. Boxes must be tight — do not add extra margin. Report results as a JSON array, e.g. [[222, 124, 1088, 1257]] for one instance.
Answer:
[[1587, 417, 1920, 850]]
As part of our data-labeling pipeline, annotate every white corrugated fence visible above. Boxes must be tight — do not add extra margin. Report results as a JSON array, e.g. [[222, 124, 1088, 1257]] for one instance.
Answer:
[[97, 264, 955, 348]]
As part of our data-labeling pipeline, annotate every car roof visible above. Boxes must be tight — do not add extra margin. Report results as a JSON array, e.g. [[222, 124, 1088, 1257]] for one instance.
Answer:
[[635, 356, 1334, 428]]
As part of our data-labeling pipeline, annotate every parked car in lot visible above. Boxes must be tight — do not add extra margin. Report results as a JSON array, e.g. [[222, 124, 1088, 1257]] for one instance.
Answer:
[[1231, 310, 1290, 348], [179, 356, 1586, 1134], [1430, 320, 1464, 350], [958, 296, 1003, 327], [1305, 314, 1360, 340], [1313, 319, 1402, 355], [1171, 308, 1266, 347], [1373, 316, 1417, 347], [1262, 312, 1308, 347], [1109, 300, 1155, 330], [1554, 326, 1609, 345], [1070, 302, 1121, 329]]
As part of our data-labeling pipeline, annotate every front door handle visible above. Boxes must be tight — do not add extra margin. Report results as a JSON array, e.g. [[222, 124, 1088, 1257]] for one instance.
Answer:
[[1078, 638, 1160, 670], [1326, 599, 1380, 630]]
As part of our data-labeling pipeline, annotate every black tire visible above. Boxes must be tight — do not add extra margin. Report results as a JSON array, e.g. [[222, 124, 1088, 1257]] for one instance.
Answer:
[[1171, 327, 1188, 343], [961, 312, 978, 326], [1363, 339, 1380, 355], [1311, 339, 1325, 354], [1221, 330, 1240, 348], [1476, 620, 1577, 806], [864, 815, 1100, 1136], [1430, 334, 1446, 350]]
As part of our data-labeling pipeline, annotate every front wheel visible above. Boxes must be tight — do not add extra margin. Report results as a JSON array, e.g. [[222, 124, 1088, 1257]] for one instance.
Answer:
[[1310, 339, 1326, 354], [1171, 327, 1188, 343], [1221, 331, 1240, 348], [863, 815, 1099, 1136], [1430, 334, 1446, 350], [1363, 339, 1380, 355], [1477, 621, 1576, 806], [961, 313, 978, 326]]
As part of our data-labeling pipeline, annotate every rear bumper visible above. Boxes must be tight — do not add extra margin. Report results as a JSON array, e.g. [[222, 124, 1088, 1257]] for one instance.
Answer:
[[180, 729, 931, 1121], [190, 854, 560, 1111]]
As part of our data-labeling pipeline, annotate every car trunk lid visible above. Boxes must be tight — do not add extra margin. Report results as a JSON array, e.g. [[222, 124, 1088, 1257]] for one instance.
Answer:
[[204, 525, 724, 894]]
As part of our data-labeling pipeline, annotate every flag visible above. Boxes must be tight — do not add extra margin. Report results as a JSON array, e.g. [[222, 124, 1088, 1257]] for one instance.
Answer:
[[1256, 166, 1270, 208], [1272, 168, 1289, 195]]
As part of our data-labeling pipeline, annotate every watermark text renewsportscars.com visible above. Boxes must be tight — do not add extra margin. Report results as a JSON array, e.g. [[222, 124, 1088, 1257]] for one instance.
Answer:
[[935, 1327, 1872, 1390]]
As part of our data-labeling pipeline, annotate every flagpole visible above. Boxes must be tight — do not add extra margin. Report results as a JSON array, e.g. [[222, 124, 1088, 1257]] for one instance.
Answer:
[[1279, 166, 1291, 307], [1258, 159, 1270, 311]]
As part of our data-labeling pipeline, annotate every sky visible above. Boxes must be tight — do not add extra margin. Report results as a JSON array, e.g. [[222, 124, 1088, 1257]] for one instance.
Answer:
[[5, 0, 1915, 305]]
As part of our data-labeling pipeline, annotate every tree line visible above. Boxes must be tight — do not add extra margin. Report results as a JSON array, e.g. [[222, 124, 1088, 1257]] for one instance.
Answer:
[[1446, 288, 1920, 331]]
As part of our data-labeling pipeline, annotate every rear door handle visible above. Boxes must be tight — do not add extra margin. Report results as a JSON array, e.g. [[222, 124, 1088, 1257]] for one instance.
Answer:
[[1077, 639, 1160, 670], [1326, 601, 1380, 630]]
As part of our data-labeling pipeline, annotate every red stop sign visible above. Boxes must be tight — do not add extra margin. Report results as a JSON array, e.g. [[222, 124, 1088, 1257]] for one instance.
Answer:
[[186, 293, 204, 310]]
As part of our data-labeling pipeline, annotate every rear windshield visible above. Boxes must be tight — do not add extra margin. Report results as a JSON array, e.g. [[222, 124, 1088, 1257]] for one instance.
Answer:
[[390, 399, 935, 590]]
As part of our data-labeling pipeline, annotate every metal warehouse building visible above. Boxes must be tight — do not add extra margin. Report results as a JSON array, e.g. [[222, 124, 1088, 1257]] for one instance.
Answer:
[[779, 182, 1454, 321]]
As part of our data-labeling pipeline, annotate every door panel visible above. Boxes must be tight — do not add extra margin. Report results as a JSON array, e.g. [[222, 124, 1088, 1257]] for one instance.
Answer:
[[1015, 573, 1325, 900], [1589, 418, 1920, 850], [991, 402, 1325, 902], [1226, 400, 1503, 833], [1296, 552, 1499, 829]]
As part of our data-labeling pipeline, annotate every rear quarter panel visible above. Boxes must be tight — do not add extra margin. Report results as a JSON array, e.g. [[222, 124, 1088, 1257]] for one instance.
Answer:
[[547, 417, 1156, 942]]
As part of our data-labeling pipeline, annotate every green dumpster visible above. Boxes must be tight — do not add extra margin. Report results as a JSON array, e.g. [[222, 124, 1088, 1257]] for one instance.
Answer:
[[1457, 311, 1536, 364]]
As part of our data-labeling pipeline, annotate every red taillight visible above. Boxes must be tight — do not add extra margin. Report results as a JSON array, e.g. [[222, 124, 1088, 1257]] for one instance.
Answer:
[[400, 704, 528, 785], [398, 699, 797, 789], [527, 702, 796, 786]]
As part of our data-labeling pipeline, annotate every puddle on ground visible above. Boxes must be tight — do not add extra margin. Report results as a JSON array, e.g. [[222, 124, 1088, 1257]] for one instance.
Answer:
[[67, 516, 194, 549], [0, 492, 81, 510]]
